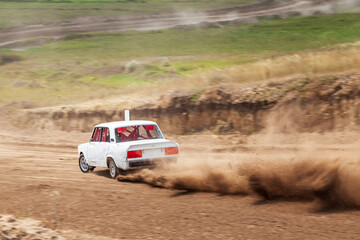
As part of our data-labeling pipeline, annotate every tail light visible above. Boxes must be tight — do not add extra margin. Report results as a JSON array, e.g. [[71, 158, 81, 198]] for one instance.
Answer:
[[127, 150, 142, 159], [165, 147, 179, 155]]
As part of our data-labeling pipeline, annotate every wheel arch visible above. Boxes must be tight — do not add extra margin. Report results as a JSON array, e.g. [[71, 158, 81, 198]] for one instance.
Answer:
[[106, 155, 115, 168]]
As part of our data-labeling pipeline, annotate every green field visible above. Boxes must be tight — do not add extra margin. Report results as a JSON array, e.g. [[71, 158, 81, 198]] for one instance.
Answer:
[[1, 13, 360, 107], [0, 0, 254, 29]]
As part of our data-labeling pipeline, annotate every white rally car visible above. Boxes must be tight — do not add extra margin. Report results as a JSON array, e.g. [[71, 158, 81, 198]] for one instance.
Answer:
[[78, 112, 180, 179]]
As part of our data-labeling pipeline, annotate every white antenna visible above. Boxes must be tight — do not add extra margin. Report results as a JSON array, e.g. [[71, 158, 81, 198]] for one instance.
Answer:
[[124, 110, 130, 121]]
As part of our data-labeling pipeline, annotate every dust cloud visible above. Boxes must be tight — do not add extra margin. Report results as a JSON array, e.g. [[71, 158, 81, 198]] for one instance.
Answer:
[[118, 97, 360, 211], [248, 158, 360, 211], [118, 159, 249, 195], [118, 153, 360, 210]]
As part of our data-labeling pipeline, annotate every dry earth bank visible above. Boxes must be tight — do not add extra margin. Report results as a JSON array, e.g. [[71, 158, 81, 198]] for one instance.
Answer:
[[20, 73, 360, 135]]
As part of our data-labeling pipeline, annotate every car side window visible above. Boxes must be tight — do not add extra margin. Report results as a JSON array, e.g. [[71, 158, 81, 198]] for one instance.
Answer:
[[101, 127, 110, 142], [91, 127, 102, 142]]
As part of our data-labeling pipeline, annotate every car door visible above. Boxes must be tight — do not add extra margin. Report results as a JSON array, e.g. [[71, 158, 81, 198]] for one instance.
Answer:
[[94, 127, 110, 167], [88, 127, 101, 165]]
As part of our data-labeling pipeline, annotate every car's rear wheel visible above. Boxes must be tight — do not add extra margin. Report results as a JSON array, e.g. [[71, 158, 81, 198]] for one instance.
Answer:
[[109, 159, 119, 179], [79, 154, 90, 173]]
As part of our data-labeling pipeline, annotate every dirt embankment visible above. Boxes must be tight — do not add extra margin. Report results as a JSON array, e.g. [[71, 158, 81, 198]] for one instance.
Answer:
[[20, 73, 360, 134]]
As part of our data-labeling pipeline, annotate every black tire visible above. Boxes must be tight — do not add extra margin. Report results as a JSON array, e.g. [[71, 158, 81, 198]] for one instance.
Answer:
[[109, 159, 119, 179], [79, 154, 90, 173]]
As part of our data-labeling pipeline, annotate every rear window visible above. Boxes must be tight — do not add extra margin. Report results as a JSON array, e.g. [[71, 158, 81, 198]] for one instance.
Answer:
[[115, 125, 162, 143]]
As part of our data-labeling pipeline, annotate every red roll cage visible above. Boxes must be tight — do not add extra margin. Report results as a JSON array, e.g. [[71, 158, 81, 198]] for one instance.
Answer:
[[115, 125, 156, 142]]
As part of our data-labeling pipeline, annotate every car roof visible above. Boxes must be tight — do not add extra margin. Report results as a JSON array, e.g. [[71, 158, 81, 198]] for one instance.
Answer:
[[94, 120, 158, 129]]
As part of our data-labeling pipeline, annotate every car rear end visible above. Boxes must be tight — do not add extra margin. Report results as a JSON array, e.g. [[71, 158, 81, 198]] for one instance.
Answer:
[[125, 140, 179, 169]]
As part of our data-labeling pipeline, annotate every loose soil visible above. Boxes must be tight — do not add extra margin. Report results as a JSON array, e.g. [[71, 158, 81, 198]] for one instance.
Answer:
[[1, 121, 360, 239]]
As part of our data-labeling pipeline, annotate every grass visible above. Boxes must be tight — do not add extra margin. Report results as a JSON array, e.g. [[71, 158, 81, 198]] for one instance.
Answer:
[[0, 0, 254, 29], [77, 74, 148, 87], [1, 13, 360, 107], [0, 53, 22, 65], [28, 13, 360, 54], [24, 13, 360, 73], [195, 43, 360, 86]]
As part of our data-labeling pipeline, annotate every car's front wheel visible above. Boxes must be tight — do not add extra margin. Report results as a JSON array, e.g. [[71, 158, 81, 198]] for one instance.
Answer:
[[109, 159, 119, 179], [79, 154, 90, 173]]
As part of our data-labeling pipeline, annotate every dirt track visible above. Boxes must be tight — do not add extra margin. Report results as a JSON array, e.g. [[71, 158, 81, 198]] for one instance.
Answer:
[[1, 122, 360, 239], [0, 0, 316, 48]]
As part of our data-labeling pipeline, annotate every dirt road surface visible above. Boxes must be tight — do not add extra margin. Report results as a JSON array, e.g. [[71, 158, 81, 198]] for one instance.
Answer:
[[0, 0, 315, 48], [1, 122, 360, 239]]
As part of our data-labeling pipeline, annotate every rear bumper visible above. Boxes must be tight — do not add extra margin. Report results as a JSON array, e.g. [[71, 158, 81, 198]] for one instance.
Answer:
[[127, 157, 177, 169]]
